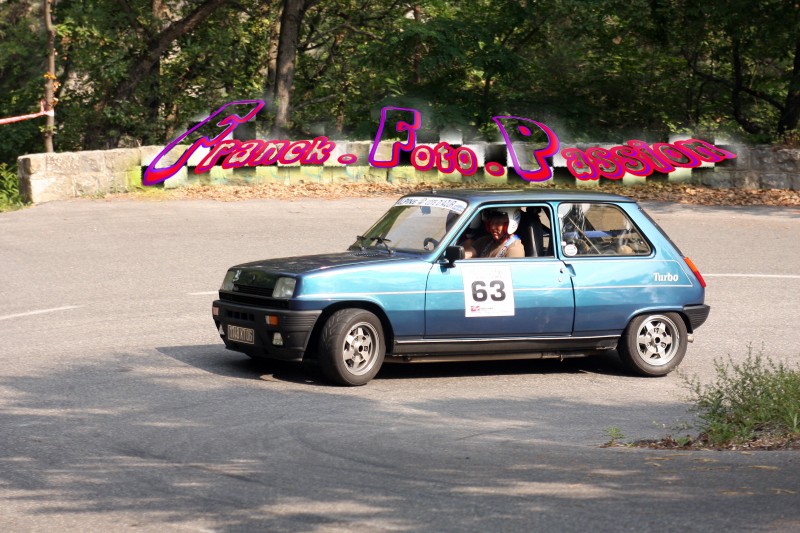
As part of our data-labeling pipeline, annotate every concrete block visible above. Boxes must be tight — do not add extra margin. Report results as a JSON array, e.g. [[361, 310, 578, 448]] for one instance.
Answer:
[[208, 166, 232, 184], [575, 178, 600, 188], [461, 143, 486, 168], [667, 167, 693, 183], [340, 142, 372, 166], [82, 151, 106, 173], [163, 167, 188, 189], [46, 152, 81, 175], [187, 146, 212, 167], [324, 141, 351, 167], [341, 166, 387, 183], [729, 171, 761, 190], [17, 153, 47, 178], [104, 148, 141, 173], [228, 167, 258, 186], [321, 167, 347, 184], [482, 167, 508, 186], [370, 142, 396, 166], [774, 148, 800, 172], [126, 167, 144, 189], [29, 175, 73, 203], [760, 173, 793, 190], [621, 173, 647, 186], [697, 168, 731, 188], [287, 165, 323, 184], [141, 144, 189, 167], [72, 173, 102, 196], [255, 165, 289, 184], [388, 166, 423, 184], [716, 144, 748, 169], [438, 169, 462, 183], [749, 146, 774, 169]]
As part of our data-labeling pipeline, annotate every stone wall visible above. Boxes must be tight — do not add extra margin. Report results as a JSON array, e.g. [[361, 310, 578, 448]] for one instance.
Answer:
[[16, 142, 800, 204]]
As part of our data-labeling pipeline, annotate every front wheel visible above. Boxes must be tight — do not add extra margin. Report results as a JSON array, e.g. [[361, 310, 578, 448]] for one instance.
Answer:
[[318, 309, 385, 386], [618, 312, 687, 376]]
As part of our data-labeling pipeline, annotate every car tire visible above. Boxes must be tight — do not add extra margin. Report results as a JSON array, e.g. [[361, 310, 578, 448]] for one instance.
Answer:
[[318, 309, 385, 386], [618, 312, 687, 376]]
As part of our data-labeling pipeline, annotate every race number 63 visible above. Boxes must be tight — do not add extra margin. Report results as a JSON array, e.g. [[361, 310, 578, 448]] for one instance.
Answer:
[[461, 265, 516, 317]]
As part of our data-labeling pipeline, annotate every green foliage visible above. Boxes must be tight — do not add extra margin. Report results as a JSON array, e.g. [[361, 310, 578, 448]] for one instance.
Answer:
[[0, 0, 47, 165], [602, 426, 626, 446], [0, 163, 25, 211], [684, 346, 800, 447], [1, 0, 799, 160]]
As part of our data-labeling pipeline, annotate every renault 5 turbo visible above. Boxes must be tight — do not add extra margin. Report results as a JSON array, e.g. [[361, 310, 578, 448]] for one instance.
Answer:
[[212, 189, 709, 386]]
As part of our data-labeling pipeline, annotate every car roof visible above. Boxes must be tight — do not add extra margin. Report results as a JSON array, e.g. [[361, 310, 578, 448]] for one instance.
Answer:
[[405, 188, 636, 204]]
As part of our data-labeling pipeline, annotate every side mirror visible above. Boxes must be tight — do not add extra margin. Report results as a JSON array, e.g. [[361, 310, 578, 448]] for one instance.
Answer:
[[442, 245, 464, 267]]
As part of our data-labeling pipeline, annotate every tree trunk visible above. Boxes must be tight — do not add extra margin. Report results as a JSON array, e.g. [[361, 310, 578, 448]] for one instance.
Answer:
[[778, 38, 800, 135], [84, 0, 231, 148], [43, 0, 56, 153], [271, 0, 305, 136]]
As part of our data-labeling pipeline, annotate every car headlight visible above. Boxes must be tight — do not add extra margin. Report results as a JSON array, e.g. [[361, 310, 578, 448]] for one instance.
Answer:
[[272, 277, 296, 298], [220, 270, 237, 291]]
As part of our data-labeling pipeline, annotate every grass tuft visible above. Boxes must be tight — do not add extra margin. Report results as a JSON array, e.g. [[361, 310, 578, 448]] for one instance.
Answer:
[[0, 163, 26, 211], [683, 345, 800, 448]]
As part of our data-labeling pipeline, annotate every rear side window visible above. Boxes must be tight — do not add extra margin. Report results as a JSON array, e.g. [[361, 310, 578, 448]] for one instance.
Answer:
[[558, 203, 651, 257]]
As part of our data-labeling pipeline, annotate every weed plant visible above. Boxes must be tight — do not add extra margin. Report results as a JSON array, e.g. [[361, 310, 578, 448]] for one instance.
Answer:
[[0, 163, 25, 211], [684, 346, 800, 447]]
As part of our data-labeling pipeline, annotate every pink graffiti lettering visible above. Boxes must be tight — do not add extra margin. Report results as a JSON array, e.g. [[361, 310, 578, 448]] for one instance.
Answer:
[[249, 140, 291, 166], [223, 140, 265, 168], [143, 99, 264, 185], [455, 147, 478, 176], [144, 99, 735, 186], [369, 106, 478, 176], [492, 116, 560, 182], [300, 136, 336, 164], [369, 106, 421, 168], [561, 148, 597, 181], [586, 147, 624, 180], [562, 139, 735, 180]]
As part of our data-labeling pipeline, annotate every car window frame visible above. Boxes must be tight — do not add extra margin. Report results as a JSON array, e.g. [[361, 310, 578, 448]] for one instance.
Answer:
[[450, 202, 557, 261], [554, 201, 655, 259]]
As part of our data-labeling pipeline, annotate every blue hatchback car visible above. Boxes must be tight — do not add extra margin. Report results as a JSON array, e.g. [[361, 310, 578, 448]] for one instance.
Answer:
[[212, 190, 709, 385]]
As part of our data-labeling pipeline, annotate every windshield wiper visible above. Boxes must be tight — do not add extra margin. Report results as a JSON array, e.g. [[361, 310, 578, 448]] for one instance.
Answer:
[[355, 235, 367, 251], [356, 235, 394, 254]]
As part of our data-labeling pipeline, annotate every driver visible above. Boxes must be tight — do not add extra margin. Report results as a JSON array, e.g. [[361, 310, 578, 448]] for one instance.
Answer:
[[464, 208, 524, 258]]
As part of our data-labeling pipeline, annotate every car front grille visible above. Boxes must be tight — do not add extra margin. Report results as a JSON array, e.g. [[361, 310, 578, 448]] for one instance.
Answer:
[[219, 292, 290, 309], [233, 283, 274, 297]]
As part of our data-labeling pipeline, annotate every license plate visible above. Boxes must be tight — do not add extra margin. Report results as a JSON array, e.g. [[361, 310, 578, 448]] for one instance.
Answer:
[[228, 325, 255, 344]]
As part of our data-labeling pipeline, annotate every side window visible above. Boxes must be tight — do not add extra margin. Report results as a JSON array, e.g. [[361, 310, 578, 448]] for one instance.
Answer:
[[457, 205, 555, 258], [558, 203, 651, 257]]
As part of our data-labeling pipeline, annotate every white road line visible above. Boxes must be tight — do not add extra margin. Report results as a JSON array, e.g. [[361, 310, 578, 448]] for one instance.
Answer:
[[705, 273, 800, 279], [189, 291, 218, 295], [0, 305, 81, 321]]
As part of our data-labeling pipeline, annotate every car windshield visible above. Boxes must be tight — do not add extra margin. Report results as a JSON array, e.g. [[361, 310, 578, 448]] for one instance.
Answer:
[[350, 196, 468, 253]]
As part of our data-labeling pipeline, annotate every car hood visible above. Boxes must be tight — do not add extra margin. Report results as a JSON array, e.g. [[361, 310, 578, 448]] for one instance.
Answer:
[[232, 251, 416, 277]]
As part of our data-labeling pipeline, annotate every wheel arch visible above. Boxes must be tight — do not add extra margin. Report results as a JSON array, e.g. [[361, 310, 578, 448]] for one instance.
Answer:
[[624, 307, 693, 334], [304, 301, 395, 360]]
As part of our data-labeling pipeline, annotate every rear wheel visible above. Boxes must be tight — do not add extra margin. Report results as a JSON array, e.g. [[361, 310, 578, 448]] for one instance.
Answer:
[[618, 312, 687, 376], [318, 309, 385, 386]]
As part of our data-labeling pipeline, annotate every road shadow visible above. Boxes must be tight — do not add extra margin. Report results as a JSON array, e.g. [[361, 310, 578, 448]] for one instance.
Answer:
[[157, 344, 631, 386], [0, 351, 798, 531]]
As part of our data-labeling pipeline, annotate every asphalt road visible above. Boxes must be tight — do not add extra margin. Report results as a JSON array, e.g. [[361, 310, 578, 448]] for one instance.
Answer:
[[1, 197, 799, 532]]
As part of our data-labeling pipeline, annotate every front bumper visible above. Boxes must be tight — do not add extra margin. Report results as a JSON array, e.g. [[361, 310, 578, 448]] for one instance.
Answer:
[[213, 300, 321, 361], [683, 304, 710, 331]]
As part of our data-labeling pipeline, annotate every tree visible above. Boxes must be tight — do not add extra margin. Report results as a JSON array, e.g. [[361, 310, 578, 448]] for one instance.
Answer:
[[666, 0, 800, 137], [43, 0, 56, 152]]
